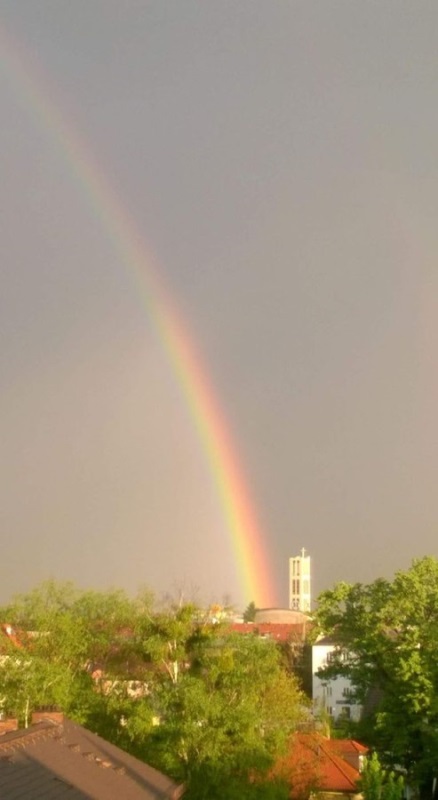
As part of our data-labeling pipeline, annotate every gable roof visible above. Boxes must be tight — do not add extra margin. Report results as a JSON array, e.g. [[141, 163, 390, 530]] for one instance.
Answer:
[[276, 733, 366, 797], [0, 716, 183, 800], [313, 634, 338, 647], [325, 738, 368, 770], [324, 740, 367, 755]]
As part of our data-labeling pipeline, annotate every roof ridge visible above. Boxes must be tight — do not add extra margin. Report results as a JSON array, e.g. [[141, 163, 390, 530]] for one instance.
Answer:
[[318, 741, 359, 789], [0, 721, 60, 751]]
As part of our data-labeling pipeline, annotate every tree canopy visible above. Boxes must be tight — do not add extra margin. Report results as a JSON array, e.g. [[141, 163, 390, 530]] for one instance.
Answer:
[[314, 556, 438, 795], [0, 581, 307, 798], [243, 601, 257, 622], [359, 753, 404, 800]]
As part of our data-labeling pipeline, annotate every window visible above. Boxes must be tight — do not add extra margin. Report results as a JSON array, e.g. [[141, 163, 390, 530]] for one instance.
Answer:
[[326, 648, 349, 665]]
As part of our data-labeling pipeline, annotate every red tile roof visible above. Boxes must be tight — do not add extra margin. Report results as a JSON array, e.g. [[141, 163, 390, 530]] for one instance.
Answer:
[[275, 733, 366, 798], [325, 740, 367, 756], [229, 622, 307, 642]]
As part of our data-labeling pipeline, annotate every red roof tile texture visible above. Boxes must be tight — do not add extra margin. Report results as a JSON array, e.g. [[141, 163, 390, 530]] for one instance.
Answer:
[[230, 622, 308, 642], [275, 733, 367, 798]]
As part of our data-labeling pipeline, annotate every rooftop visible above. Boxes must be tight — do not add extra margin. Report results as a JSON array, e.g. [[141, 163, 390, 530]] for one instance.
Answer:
[[230, 622, 309, 642], [276, 732, 367, 798], [0, 713, 183, 800]]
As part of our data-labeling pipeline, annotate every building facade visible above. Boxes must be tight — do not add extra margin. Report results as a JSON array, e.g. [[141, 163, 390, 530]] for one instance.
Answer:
[[289, 548, 311, 612], [312, 635, 362, 723]]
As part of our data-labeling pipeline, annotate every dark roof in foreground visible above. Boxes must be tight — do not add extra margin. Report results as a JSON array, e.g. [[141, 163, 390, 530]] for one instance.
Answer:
[[0, 714, 183, 800]]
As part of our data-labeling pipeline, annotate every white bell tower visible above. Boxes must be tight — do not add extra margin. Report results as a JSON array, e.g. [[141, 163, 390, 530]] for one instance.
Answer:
[[289, 548, 311, 612]]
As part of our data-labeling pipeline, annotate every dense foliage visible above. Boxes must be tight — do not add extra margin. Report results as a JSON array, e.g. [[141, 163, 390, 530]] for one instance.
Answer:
[[0, 581, 307, 798], [359, 753, 404, 800], [314, 557, 438, 796], [243, 601, 257, 622]]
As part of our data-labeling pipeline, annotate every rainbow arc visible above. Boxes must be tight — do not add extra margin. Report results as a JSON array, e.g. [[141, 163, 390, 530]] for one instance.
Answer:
[[0, 24, 277, 606]]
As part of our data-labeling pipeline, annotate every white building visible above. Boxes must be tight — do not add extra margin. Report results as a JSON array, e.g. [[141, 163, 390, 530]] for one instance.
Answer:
[[312, 635, 362, 723], [289, 548, 311, 612]]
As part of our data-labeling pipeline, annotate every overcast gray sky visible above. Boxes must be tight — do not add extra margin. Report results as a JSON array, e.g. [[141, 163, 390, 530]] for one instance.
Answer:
[[1, 2, 438, 608]]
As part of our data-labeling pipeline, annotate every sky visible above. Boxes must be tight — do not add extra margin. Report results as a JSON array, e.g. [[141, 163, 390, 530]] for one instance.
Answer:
[[1, 2, 438, 609]]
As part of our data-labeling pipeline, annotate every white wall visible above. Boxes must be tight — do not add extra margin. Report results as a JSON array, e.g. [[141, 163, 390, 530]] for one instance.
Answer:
[[312, 640, 362, 722]]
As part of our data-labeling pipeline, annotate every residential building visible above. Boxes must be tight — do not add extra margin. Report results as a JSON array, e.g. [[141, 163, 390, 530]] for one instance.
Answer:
[[312, 635, 362, 723]]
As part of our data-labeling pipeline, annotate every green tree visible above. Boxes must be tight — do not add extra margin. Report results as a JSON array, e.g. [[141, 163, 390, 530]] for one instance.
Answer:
[[0, 583, 307, 797], [243, 601, 257, 622], [135, 605, 307, 799], [71, 587, 147, 676], [314, 557, 438, 796], [135, 600, 209, 685], [0, 581, 145, 728], [360, 753, 404, 800], [0, 582, 93, 725]]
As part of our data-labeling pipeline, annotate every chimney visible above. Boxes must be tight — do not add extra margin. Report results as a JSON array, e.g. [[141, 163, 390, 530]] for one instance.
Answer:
[[32, 711, 64, 726]]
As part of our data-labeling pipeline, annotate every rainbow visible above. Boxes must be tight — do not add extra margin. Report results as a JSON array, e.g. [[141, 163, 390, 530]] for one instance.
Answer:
[[0, 24, 277, 607]]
